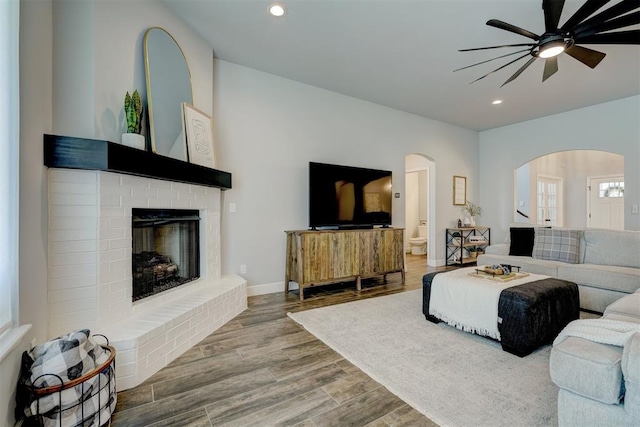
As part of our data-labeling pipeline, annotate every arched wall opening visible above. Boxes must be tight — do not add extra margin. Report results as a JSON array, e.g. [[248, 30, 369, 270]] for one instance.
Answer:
[[514, 150, 624, 229], [405, 153, 437, 268]]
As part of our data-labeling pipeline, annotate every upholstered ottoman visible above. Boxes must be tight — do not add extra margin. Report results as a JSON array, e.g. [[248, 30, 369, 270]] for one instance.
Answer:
[[423, 270, 579, 356]]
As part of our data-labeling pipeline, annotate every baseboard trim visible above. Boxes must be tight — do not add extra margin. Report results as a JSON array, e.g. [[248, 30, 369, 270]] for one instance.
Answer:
[[428, 257, 445, 267], [247, 281, 297, 296]]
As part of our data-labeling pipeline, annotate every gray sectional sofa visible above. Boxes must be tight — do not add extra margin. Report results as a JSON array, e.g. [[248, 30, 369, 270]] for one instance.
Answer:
[[479, 226, 640, 425], [478, 228, 640, 313]]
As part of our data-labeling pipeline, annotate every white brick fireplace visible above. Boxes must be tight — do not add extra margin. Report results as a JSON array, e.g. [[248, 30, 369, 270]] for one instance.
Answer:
[[47, 168, 247, 390]]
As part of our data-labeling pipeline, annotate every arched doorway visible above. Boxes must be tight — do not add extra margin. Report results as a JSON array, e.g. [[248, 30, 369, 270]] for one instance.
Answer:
[[514, 150, 624, 229], [405, 154, 437, 268]]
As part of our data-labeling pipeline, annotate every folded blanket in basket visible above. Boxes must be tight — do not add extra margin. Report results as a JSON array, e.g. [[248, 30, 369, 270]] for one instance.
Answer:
[[27, 369, 117, 427], [29, 329, 108, 387], [23, 329, 115, 427]]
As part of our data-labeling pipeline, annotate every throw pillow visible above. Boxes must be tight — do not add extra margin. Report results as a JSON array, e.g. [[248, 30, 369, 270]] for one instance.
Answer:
[[509, 227, 535, 256], [532, 228, 581, 264]]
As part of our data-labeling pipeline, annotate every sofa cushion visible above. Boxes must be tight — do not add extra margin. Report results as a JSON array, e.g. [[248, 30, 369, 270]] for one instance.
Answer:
[[558, 264, 640, 295], [583, 229, 640, 269], [477, 253, 563, 277], [622, 333, 640, 420], [484, 243, 509, 256], [509, 227, 535, 256], [550, 336, 623, 405], [533, 228, 581, 264], [604, 293, 640, 323]]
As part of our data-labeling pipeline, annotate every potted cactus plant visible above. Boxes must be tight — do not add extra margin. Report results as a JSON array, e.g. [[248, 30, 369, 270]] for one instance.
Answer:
[[122, 90, 145, 150]]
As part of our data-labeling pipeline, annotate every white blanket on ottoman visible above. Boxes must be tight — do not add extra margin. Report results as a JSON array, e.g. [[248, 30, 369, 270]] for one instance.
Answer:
[[429, 267, 548, 340]]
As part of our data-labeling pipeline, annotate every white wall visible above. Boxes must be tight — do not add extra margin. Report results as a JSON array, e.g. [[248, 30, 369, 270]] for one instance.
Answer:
[[19, 0, 214, 343], [212, 60, 478, 291], [405, 170, 428, 240], [562, 151, 624, 228], [19, 0, 478, 339], [479, 96, 640, 244], [405, 172, 419, 242]]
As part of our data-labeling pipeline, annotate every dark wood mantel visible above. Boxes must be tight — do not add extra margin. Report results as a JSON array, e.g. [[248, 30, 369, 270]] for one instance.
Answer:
[[44, 134, 232, 190]]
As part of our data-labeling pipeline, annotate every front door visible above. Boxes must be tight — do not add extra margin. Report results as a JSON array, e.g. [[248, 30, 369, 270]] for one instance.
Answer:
[[589, 176, 624, 230]]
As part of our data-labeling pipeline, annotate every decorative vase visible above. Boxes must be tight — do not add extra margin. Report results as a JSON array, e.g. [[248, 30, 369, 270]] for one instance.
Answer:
[[122, 133, 145, 150], [470, 216, 476, 226]]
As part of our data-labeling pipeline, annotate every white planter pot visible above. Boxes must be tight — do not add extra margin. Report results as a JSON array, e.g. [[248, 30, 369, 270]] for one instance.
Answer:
[[122, 133, 146, 150]]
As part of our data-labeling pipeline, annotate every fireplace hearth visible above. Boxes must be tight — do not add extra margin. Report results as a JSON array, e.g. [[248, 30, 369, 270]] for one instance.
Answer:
[[46, 147, 246, 390], [132, 209, 200, 301]]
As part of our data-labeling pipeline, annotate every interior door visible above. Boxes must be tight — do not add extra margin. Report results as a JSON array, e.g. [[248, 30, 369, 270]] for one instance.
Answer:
[[537, 176, 561, 226], [589, 177, 624, 230]]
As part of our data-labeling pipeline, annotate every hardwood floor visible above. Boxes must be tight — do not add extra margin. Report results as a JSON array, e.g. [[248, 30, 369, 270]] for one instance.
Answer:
[[111, 254, 453, 427]]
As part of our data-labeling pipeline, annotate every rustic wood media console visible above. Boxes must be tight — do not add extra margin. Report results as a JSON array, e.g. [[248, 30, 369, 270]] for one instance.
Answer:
[[285, 228, 405, 300]]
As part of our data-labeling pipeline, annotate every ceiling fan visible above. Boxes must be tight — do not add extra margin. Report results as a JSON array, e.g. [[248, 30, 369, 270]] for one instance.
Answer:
[[456, 0, 640, 86]]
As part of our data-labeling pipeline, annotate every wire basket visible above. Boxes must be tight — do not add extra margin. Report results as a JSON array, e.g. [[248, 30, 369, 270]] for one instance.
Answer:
[[23, 340, 116, 427]]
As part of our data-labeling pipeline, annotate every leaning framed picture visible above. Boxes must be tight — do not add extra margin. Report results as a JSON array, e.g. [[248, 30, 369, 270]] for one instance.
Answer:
[[453, 175, 466, 206], [182, 103, 216, 168]]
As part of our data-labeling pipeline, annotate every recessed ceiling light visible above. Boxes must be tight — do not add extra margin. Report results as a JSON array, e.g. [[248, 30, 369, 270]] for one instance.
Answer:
[[492, 100, 503, 105], [269, 4, 286, 17]]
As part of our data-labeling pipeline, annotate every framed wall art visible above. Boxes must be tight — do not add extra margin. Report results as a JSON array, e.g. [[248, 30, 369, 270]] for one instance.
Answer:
[[182, 103, 216, 168], [453, 175, 466, 206]]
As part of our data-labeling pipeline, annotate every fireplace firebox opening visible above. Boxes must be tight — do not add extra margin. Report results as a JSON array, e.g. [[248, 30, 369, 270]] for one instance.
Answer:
[[132, 208, 200, 301]]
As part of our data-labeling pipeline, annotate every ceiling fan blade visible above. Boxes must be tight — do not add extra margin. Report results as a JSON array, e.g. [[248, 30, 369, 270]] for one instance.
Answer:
[[575, 29, 640, 44], [575, 11, 640, 38], [572, 0, 639, 34], [565, 45, 606, 68], [544, 0, 566, 32], [501, 57, 538, 87], [542, 57, 559, 82], [469, 52, 532, 84], [454, 49, 532, 72], [486, 19, 540, 40], [561, 0, 610, 30], [459, 43, 536, 52]]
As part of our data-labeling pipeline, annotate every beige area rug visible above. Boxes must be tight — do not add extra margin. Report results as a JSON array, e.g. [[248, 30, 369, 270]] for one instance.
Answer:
[[288, 290, 559, 427]]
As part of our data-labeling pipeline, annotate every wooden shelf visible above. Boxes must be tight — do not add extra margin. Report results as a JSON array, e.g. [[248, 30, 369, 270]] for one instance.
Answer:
[[447, 242, 489, 248], [44, 134, 232, 190], [445, 226, 491, 267]]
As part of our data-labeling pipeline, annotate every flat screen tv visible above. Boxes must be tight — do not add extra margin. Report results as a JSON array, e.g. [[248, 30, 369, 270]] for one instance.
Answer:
[[309, 162, 392, 229]]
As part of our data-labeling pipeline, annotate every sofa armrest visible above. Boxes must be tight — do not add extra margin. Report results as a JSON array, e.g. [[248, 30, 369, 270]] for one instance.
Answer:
[[485, 244, 509, 256], [622, 332, 640, 420]]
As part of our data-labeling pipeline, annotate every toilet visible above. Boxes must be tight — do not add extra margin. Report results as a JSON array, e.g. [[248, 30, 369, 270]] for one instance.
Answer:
[[408, 224, 428, 255]]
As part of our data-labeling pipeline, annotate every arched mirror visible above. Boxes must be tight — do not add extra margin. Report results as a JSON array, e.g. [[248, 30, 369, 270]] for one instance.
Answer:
[[144, 27, 193, 161]]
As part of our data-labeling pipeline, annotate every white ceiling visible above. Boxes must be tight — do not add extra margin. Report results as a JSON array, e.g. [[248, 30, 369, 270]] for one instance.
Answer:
[[163, 0, 640, 131]]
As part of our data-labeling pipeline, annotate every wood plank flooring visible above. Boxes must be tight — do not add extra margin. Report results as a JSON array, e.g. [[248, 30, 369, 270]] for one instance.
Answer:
[[111, 255, 452, 427]]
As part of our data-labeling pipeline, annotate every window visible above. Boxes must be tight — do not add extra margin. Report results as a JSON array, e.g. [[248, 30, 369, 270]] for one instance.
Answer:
[[598, 181, 624, 198], [537, 176, 562, 227], [0, 0, 19, 336]]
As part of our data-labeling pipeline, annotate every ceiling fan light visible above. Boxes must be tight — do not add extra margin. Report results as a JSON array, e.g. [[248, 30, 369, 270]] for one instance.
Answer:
[[538, 42, 565, 58]]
